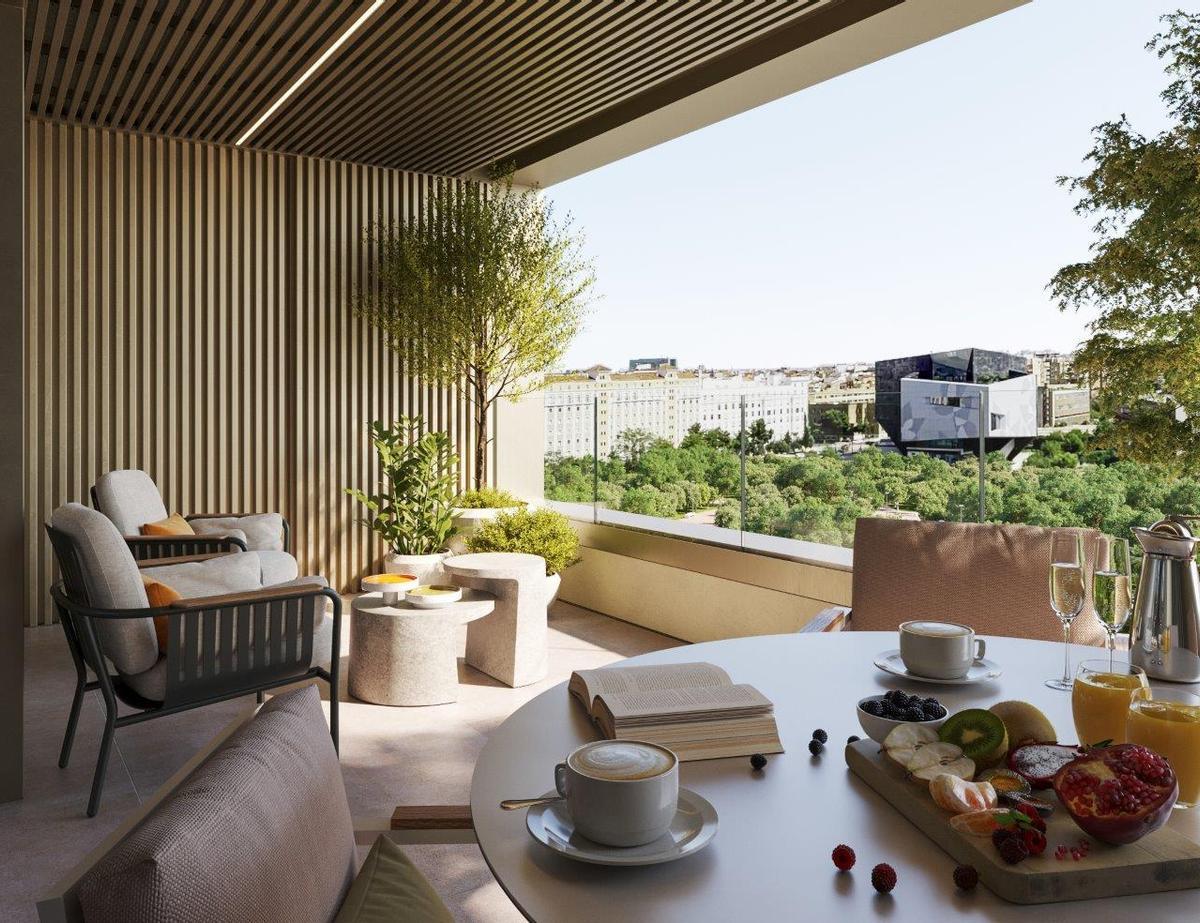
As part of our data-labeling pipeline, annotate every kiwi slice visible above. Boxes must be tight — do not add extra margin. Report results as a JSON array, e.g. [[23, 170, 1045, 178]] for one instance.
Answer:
[[938, 709, 1009, 768]]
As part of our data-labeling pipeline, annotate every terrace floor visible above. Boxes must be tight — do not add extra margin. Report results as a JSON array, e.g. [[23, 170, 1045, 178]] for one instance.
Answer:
[[2, 601, 681, 922]]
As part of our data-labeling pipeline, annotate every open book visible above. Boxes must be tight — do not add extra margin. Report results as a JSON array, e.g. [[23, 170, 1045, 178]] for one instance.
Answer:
[[568, 662, 784, 761]]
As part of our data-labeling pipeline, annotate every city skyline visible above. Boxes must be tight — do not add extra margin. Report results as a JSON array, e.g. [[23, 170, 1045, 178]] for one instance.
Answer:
[[548, 0, 1178, 371]]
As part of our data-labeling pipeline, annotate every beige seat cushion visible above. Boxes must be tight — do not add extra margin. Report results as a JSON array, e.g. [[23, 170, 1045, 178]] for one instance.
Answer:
[[849, 518, 1107, 646], [78, 685, 354, 923], [333, 836, 453, 923]]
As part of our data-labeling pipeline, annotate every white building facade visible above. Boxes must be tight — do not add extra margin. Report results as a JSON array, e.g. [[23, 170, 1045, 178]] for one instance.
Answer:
[[544, 367, 809, 457]]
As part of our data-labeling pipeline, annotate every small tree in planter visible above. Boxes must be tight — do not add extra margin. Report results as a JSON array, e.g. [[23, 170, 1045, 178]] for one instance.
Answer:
[[346, 417, 458, 582], [355, 177, 595, 490], [466, 507, 581, 604]]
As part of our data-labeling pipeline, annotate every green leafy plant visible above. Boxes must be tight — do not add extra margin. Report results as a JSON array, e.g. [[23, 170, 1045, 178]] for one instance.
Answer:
[[465, 507, 580, 576], [455, 488, 526, 509], [346, 418, 458, 556], [355, 176, 595, 490]]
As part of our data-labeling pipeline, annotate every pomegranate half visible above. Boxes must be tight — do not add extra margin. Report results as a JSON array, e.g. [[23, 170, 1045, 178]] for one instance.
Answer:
[[1052, 744, 1178, 845]]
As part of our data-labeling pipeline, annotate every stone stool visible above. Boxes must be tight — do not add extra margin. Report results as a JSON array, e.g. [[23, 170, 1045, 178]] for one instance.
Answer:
[[348, 590, 495, 706], [443, 552, 549, 687]]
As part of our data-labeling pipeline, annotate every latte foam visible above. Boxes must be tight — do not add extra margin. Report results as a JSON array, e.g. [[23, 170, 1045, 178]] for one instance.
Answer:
[[904, 621, 970, 638], [570, 741, 675, 781]]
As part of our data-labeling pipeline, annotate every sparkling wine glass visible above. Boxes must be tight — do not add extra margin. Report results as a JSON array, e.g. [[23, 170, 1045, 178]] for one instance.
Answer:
[[1092, 535, 1133, 671], [1047, 531, 1086, 690]]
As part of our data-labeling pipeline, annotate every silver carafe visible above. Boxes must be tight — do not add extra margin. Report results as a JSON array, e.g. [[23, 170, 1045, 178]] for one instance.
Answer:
[[1130, 517, 1200, 683]]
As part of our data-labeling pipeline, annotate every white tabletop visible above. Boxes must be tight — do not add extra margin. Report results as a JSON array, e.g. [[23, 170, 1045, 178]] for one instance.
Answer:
[[350, 589, 495, 623], [470, 632, 1200, 922]]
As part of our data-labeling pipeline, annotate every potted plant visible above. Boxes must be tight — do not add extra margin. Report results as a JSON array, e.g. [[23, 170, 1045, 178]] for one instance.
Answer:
[[354, 176, 595, 492], [449, 487, 527, 552], [346, 417, 458, 583], [464, 507, 580, 604]]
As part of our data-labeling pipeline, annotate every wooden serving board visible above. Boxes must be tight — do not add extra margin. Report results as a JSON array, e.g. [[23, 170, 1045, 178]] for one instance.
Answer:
[[846, 739, 1200, 904]]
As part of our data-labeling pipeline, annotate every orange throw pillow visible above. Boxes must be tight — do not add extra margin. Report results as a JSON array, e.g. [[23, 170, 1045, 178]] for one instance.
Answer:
[[140, 513, 195, 536], [142, 574, 182, 653]]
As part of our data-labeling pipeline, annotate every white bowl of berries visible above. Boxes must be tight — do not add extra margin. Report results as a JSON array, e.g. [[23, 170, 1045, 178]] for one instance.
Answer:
[[857, 691, 947, 743]]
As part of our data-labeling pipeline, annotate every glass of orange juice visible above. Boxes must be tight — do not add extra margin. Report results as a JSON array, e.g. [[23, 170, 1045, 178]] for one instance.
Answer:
[[1071, 660, 1148, 747], [1128, 686, 1200, 809]]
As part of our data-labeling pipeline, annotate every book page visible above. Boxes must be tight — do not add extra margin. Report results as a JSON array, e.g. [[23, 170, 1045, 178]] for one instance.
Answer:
[[596, 683, 771, 721], [570, 662, 732, 715]]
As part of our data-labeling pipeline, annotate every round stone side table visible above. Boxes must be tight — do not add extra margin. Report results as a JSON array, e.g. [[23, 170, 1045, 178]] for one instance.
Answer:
[[348, 589, 495, 706]]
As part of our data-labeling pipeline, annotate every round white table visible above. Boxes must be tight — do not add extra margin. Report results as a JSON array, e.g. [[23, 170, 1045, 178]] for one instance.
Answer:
[[348, 589, 495, 706], [470, 632, 1200, 921]]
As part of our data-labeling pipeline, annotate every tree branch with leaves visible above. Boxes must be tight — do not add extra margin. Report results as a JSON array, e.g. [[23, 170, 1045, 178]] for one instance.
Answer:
[[1051, 11, 1200, 473], [355, 177, 595, 489]]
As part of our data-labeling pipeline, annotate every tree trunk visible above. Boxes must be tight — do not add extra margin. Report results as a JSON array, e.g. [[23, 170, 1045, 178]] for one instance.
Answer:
[[473, 375, 489, 490]]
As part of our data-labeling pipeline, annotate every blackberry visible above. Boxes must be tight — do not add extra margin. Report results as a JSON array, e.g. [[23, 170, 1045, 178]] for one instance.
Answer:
[[862, 699, 883, 716], [870, 863, 897, 894], [998, 837, 1028, 865], [808, 739, 825, 756], [812, 729, 828, 744], [888, 691, 909, 707], [750, 753, 767, 771], [991, 827, 1017, 850], [847, 735, 861, 744], [953, 864, 979, 890], [922, 704, 944, 720], [904, 707, 927, 722]]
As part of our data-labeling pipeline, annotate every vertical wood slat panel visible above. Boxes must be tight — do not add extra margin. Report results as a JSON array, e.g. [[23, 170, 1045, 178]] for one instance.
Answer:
[[24, 117, 477, 626]]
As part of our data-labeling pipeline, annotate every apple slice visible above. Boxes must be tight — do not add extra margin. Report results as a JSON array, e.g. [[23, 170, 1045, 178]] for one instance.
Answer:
[[908, 743, 976, 782], [882, 723, 940, 768]]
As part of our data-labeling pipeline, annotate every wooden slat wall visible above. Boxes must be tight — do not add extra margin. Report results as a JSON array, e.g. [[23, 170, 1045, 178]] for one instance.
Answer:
[[25, 116, 476, 626]]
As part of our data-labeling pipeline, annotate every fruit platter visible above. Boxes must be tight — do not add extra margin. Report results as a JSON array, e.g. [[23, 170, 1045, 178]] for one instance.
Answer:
[[846, 691, 1200, 904]]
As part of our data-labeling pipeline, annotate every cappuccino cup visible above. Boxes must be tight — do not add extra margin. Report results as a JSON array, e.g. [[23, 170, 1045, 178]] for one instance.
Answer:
[[554, 740, 679, 847], [899, 620, 985, 680]]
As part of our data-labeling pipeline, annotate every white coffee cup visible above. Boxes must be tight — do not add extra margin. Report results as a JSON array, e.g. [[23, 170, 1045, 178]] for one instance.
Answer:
[[554, 740, 679, 847], [899, 620, 986, 680]]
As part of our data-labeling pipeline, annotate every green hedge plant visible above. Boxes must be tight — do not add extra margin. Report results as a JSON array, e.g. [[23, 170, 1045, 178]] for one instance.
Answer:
[[465, 507, 580, 576], [455, 488, 526, 509], [346, 417, 458, 556]]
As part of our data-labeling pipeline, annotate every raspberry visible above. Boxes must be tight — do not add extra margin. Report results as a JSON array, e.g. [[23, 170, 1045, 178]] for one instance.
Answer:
[[1014, 802, 1046, 832], [1022, 828, 1047, 856], [952, 864, 979, 890], [831, 844, 856, 871], [998, 837, 1028, 865], [871, 863, 897, 894]]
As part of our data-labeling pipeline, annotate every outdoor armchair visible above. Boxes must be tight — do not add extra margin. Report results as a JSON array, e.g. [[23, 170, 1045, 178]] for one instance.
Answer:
[[800, 517, 1109, 645], [46, 502, 340, 817], [91, 469, 297, 583]]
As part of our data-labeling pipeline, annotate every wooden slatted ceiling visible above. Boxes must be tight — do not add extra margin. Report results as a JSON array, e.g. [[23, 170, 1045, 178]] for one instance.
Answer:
[[23, 0, 878, 177]]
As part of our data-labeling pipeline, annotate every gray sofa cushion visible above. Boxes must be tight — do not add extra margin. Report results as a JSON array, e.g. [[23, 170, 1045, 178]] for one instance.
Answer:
[[254, 549, 300, 585], [140, 553, 263, 600], [92, 469, 170, 536], [77, 685, 355, 923], [49, 503, 158, 676], [192, 512, 286, 551]]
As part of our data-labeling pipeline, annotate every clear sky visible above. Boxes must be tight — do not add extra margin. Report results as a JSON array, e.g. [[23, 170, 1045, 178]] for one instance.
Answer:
[[548, 0, 1184, 371]]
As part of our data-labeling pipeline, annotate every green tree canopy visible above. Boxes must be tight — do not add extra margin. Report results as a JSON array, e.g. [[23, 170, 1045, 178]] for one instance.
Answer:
[[1051, 12, 1200, 472]]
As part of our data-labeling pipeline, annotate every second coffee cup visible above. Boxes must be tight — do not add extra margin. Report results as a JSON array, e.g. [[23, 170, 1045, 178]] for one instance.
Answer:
[[899, 620, 985, 680]]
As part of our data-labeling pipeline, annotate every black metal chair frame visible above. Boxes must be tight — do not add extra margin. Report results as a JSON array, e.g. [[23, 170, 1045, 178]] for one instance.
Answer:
[[88, 484, 290, 558], [46, 524, 339, 817]]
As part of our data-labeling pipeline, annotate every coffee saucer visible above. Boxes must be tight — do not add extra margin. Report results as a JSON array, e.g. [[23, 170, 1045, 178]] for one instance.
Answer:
[[525, 787, 718, 866], [873, 649, 1003, 685]]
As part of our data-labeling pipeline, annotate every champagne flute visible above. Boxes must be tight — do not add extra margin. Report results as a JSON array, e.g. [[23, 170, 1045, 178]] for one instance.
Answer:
[[1047, 531, 1086, 690], [1092, 535, 1133, 671]]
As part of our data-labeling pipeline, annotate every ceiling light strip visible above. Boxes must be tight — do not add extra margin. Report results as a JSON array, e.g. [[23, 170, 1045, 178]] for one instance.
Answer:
[[235, 0, 388, 146]]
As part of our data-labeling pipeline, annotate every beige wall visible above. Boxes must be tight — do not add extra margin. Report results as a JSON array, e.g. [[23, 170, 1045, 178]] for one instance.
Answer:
[[24, 118, 486, 626], [559, 522, 852, 642]]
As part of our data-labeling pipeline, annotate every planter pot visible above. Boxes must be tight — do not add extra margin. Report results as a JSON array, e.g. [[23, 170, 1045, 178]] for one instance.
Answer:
[[447, 506, 524, 553], [544, 571, 562, 606], [384, 552, 449, 585]]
